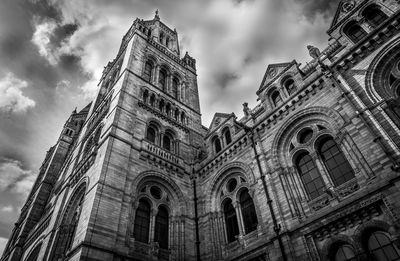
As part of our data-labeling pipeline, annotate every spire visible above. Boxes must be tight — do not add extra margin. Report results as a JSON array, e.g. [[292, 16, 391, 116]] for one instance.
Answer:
[[154, 9, 160, 20]]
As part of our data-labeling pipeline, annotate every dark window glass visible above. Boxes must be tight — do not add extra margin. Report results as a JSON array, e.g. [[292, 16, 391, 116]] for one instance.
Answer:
[[146, 126, 156, 143], [213, 137, 222, 153], [150, 186, 162, 199], [319, 138, 355, 187], [284, 78, 296, 95], [26, 244, 42, 261], [166, 103, 171, 116], [224, 199, 239, 243], [344, 22, 368, 43], [334, 245, 357, 261], [150, 94, 155, 107], [159, 69, 167, 90], [298, 128, 313, 144], [180, 112, 185, 124], [163, 135, 171, 151], [134, 199, 151, 244], [296, 153, 325, 199], [271, 91, 283, 107], [174, 109, 179, 121], [144, 61, 153, 82], [172, 78, 179, 98], [240, 189, 258, 234], [159, 99, 164, 112], [224, 128, 232, 145], [368, 231, 400, 261], [227, 178, 237, 192], [143, 90, 149, 103], [363, 6, 388, 28], [154, 206, 169, 249]]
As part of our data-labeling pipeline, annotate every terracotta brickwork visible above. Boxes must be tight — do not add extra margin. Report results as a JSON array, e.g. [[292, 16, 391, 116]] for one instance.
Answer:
[[2, 1, 400, 261]]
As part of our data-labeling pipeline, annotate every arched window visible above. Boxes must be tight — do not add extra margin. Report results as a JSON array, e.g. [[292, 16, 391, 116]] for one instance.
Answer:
[[223, 199, 239, 243], [50, 184, 86, 260], [318, 137, 355, 187], [150, 94, 156, 107], [26, 244, 42, 261], [154, 206, 169, 249], [362, 5, 388, 28], [334, 244, 357, 261], [163, 134, 172, 151], [213, 137, 222, 153], [343, 22, 368, 43], [159, 68, 167, 90], [146, 125, 157, 143], [239, 189, 258, 234], [174, 108, 179, 121], [283, 77, 296, 95], [133, 199, 151, 244], [368, 231, 400, 261], [271, 90, 283, 107], [165, 103, 171, 116], [172, 77, 179, 98], [295, 152, 325, 199], [143, 90, 149, 103], [159, 99, 165, 112], [166, 37, 170, 47], [223, 127, 232, 145], [143, 61, 153, 82], [180, 112, 186, 124]]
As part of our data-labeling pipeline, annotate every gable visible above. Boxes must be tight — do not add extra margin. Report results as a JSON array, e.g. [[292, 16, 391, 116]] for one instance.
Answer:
[[257, 61, 295, 95], [328, 0, 364, 33], [208, 112, 235, 133]]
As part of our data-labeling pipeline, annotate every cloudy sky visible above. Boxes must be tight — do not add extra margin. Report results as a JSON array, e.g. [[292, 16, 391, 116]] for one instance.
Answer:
[[0, 0, 340, 255]]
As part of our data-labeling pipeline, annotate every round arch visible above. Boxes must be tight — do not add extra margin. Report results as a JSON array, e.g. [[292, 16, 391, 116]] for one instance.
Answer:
[[366, 38, 400, 103], [320, 234, 358, 261], [271, 107, 345, 167], [205, 161, 256, 211]]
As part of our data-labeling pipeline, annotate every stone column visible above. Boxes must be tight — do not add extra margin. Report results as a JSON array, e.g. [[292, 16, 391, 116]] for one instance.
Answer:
[[149, 208, 158, 243], [233, 201, 245, 237]]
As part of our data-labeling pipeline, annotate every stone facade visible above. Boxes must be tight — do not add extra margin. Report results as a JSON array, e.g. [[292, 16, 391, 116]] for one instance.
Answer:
[[2, 1, 400, 260]]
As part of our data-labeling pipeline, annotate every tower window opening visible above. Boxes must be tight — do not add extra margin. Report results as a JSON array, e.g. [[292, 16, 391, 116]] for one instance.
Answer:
[[172, 77, 179, 98], [271, 90, 283, 107], [223, 127, 232, 145], [343, 22, 367, 43], [213, 137, 222, 153], [159, 69, 167, 90], [362, 5, 388, 28], [144, 61, 153, 82], [283, 78, 296, 95]]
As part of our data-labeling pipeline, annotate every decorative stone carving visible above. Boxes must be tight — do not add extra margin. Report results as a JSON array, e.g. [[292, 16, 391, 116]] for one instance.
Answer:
[[243, 102, 251, 117], [310, 195, 330, 211], [307, 45, 321, 60], [337, 181, 360, 198], [342, 1, 355, 13]]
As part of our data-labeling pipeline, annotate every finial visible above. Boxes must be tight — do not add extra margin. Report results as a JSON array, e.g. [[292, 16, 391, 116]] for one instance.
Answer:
[[155, 9, 160, 20]]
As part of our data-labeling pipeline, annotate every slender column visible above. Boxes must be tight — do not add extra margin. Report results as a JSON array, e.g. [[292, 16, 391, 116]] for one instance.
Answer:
[[149, 208, 157, 243], [233, 201, 245, 236], [154, 65, 160, 86], [311, 152, 333, 188]]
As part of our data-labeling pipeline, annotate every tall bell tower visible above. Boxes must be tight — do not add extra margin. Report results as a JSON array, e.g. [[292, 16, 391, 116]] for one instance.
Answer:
[[2, 11, 202, 261]]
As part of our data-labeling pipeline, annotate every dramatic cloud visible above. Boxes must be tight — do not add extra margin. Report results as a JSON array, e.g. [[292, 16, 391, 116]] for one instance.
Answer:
[[31, 18, 59, 65], [0, 73, 36, 114]]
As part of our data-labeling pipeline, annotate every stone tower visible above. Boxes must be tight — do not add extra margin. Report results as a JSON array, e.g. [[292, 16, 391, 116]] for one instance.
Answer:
[[2, 11, 202, 261]]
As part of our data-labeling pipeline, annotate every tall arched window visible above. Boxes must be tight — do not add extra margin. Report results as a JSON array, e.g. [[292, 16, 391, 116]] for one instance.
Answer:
[[368, 231, 400, 261], [334, 244, 357, 261], [295, 152, 325, 199], [165, 103, 171, 116], [133, 199, 151, 244], [144, 61, 153, 82], [174, 108, 179, 121], [26, 244, 42, 261], [180, 112, 186, 124], [362, 5, 388, 28], [163, 134, 172, 151], [239, 189, 258, 234], [50, 184, 86, 260], [318, 137, 355, 187], [154, 206, 169, 249], [223, 199, 239, 243], [159, 99, 165, 112], [343, 22, 368, 43], [271, 90, 283, 107], [150, 94, 156, 107], [172, 77, 179, 98], [159, 69, 167, 90], [283, 78, 297, 95], [212, 137, 222, 153], [223, 127, 232, 145], [146, 125, 157, 143], [143, 90, 149, 103]]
